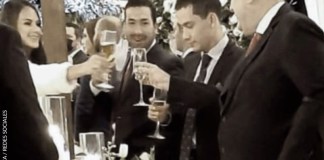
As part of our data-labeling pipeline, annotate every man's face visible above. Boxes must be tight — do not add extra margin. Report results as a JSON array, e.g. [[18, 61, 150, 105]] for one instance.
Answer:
[[231, 0, 257, 36], [124, 6, 156, 49], [169, 24, 188, 53], [66, 26, 79, 52], [176, 5, 213, 52]]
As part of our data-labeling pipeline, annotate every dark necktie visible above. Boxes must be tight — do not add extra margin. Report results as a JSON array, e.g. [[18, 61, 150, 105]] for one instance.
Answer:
[[120, 49, 132, 93], [246, 33, 262, 56], [179, 54, 212, 160], [196, 54, 212, 83]]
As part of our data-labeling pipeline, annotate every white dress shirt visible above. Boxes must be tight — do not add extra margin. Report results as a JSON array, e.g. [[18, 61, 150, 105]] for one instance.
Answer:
[[192, 35, 229, 145], [256, 1, 285, 34], [67, 48, 83, 64], [193, 35, 229, 83]]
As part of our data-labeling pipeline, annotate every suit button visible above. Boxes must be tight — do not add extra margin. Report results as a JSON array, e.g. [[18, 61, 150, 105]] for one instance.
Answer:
[[222, 117, 226, 122]]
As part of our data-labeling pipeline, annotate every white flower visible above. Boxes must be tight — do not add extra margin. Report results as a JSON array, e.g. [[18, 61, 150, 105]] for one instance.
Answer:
[[163, 0, 175, 13], [229, 15, 238, 25], [233, 26, 243, 37], [220, 0, 228, 7], [156, 16, 163, 24]]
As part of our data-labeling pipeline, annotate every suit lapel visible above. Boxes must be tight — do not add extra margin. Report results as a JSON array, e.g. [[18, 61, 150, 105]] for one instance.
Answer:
[[220, 4, 292, 115], [72, 50, 88, 65], [118, 44, 159, 99], [207, 41, 234, 86], [184, 53, 201, 80]]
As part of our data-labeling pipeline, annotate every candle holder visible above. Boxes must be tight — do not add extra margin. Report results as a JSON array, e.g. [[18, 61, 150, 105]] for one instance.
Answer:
[[43, 96, 70, 160]]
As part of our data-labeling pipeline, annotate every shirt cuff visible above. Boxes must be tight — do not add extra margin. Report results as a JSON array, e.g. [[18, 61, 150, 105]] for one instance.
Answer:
[[89, 80, 102, 96]]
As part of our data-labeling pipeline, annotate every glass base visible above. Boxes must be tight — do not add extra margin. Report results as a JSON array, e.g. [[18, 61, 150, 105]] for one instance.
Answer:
[[147, 133, 165, 140], [133, 101, 149, 107]]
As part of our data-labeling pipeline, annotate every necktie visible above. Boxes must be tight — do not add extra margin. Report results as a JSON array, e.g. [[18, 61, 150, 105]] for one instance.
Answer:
[[179, 108, 197, 160], [179, 54, 212, 160], [245, 33, 262, 56], [196, 54, 212, 83], [120, 49, 132, 93]]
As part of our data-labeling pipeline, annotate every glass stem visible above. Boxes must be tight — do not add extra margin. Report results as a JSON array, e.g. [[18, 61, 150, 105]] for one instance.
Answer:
[[139, 80, 144, 102], [154, 121, 160, 135]]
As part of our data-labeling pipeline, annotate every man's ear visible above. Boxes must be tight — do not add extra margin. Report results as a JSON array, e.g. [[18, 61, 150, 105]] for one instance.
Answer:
[[208, 12, 220, 28]]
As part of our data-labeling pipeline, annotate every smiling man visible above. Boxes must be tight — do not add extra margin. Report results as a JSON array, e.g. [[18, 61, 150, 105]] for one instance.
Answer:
[[78, 0, 184, 159]]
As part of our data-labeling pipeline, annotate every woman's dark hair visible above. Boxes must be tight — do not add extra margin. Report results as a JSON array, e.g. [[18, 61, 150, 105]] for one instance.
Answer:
[[1, 0, 47, 64]]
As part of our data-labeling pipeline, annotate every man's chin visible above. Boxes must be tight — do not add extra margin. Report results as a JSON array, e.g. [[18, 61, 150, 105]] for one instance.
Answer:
[[130, 42, 147, 49]]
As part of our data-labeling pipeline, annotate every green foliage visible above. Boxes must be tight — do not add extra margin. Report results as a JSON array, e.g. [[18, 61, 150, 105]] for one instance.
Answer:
[[153, 0, 173, 49], [153, 0, 250, 49], [220, 1, 250, 48]]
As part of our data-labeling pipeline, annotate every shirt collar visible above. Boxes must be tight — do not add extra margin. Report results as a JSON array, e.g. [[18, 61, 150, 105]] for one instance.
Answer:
[[205, 35, 229, 60], [147, 39, 156, 53], [68, 48, 82, 63], [256, 1, 285, 34], [182, 48, 194, 58]]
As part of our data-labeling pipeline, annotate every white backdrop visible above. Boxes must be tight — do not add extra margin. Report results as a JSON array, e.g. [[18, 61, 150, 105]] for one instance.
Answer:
[[305, 0, 324, 31]]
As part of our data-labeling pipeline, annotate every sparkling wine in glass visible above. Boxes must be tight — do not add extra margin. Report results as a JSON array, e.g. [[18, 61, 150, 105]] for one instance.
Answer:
[[96, 30, 117, 90], [148, 89, 166, 139], [133, 48, 150, 107]]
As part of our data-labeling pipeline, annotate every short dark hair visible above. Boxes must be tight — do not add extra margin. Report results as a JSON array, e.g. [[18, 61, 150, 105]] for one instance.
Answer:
[[175, 0, 222, 19], [124, 0, 157, 24], [66, 22, 83, 39], [1, 0, 46, 64]]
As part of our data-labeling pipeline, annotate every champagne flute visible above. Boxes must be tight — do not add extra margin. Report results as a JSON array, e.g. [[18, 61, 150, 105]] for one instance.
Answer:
[[96, 30, 117, 90], [133, 48, 150, 107], [148, 89, 166, 139]]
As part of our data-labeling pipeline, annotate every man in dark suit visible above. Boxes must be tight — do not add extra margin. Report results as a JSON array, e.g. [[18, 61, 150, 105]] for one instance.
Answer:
[[66, 22, 88, 131], [136, 0, 324, 160], [278, 101, 324, 160], [139, 0, 243, 159], [76, 0, 183, 159], [66, 22, 88, 65], [215, 0, 324, 159], [0, 23, 58, 160]]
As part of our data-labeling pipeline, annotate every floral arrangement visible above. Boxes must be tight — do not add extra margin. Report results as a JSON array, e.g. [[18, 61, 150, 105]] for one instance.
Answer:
[[64, 0, 122, 22], [153, 0, 249, 49], [0, 0, 122, 23]]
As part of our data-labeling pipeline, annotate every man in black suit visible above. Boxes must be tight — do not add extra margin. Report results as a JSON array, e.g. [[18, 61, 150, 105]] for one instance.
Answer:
[[139, 0, 243, 159], [215, 0, 324, 159], [278, 101, 324, 160], [66, 22, 88, 65], [137, 0, 324, 159], [66, 22, 88, 130], [76, 0, 183, 159], [0, 23, 58, 160]]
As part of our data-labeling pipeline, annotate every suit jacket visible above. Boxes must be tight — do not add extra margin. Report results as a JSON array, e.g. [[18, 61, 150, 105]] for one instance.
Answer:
[[72, 50, 88, 65], [218, 4, 324, 160], [75, 43, 184, 159], [278, 101, 324, 160], [0, 24, 58, 160], [113, 43, 184, 159], [71, 49, 88, 104], [285, 0, 307, 15], [168, 41, 243, 160]]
